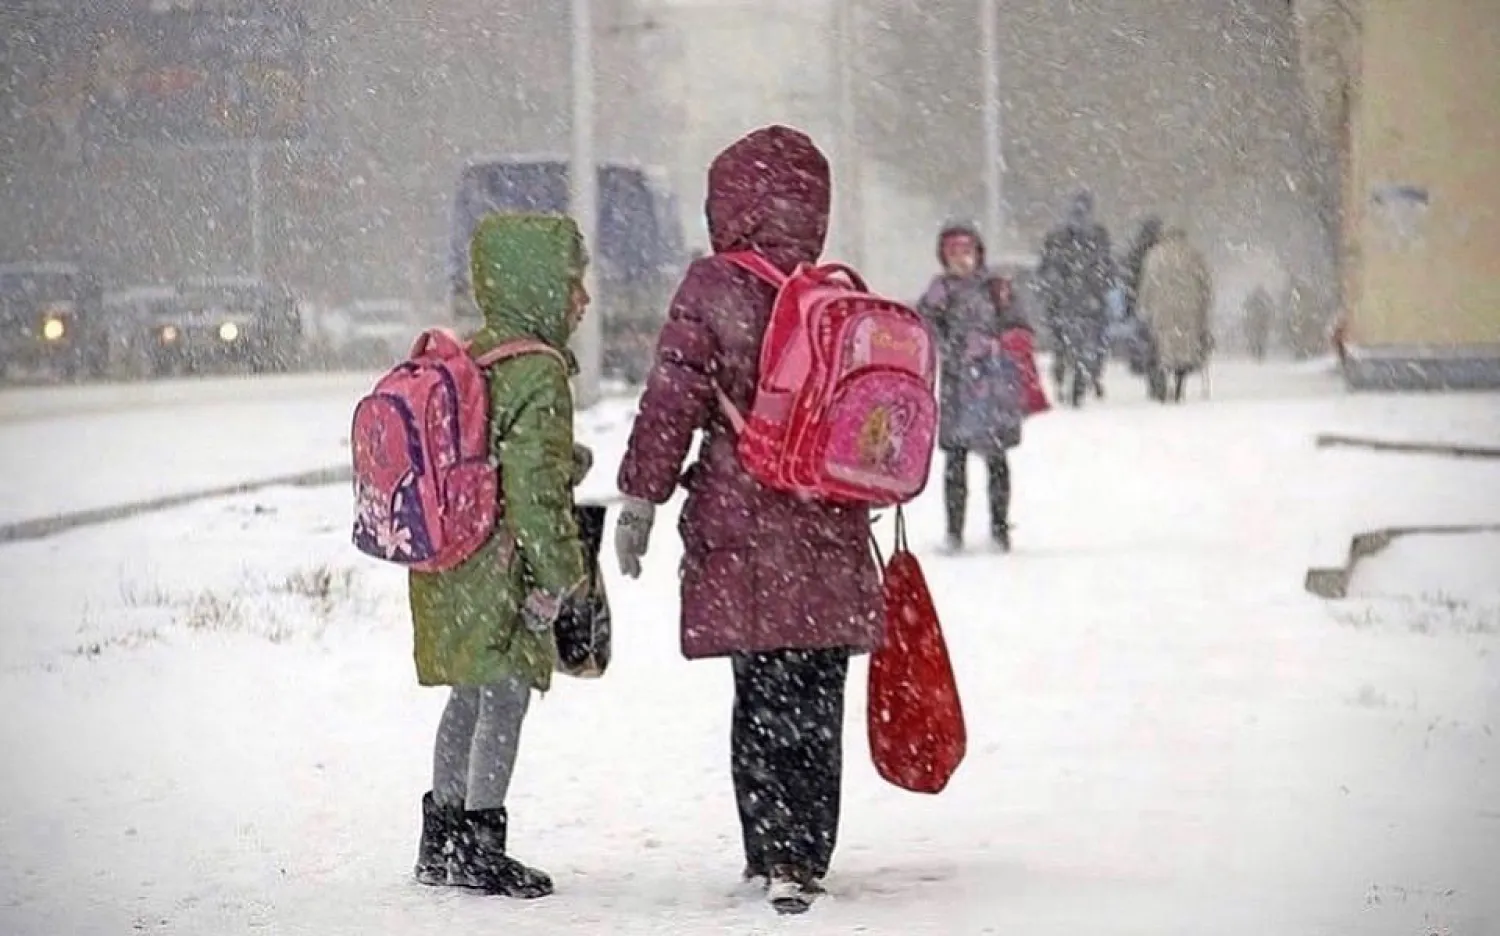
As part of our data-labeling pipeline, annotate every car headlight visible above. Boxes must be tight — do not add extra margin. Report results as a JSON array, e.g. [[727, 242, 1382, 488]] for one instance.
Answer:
[[41, 317, 67, 341], [160, 325, 180, 344], [218, 321, 240, 342]]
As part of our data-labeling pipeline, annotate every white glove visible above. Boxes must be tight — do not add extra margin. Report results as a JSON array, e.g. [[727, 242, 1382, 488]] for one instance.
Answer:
[[614, 496, 656, 579]]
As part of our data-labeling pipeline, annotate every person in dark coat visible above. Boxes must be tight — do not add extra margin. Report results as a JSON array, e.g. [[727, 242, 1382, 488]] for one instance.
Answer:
[[1037, 190, 1114, 406], [611, 125, 883, 913], [917, 221, 1033, 552]]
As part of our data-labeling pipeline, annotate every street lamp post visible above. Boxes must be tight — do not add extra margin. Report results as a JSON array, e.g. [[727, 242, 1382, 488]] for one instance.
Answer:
[[249, 139, 265, 281], [980, 0, 1005, 248], [570, 0, 602, 409], [834, 0, 863, 268]]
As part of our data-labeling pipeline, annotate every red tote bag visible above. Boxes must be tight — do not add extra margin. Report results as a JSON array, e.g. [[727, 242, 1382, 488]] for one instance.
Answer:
[[999, 327, 1052, 417], [867, 510, 967, 794]]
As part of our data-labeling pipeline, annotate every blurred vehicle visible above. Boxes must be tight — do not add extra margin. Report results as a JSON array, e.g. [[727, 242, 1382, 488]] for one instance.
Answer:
[[0, 261, 108, 382], [103, 285, 180, 380], [152, 276, 302, 375], [325, 298, 423, 368], [450, 156, 688, 383]]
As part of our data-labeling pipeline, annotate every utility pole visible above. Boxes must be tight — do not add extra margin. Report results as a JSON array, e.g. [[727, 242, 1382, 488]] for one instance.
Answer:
[[249, 138, 265, 281], [570, 0, 602, 409], [980, 0, 1005, 249], [834, 0, 864, 268]]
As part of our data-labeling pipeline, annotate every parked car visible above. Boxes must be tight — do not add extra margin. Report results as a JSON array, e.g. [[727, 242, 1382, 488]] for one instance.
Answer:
[[0, 261, 108, 382], [152, 276, 302, 375], [324, 298, 422, 368], [103, 284, 180, 379]]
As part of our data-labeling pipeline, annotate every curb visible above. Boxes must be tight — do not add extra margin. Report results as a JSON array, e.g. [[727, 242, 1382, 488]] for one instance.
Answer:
[[1304, 522, 1500, 599], [0, 469, 629, 547], [0, 466, 353, 546], [0, 372, 377, 427], [1315, 433, 1500, 460]]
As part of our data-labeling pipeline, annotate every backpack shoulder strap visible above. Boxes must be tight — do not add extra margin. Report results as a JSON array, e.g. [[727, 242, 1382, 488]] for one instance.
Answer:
[[471, 338, 568, 370], [720, 250, 789, 287]]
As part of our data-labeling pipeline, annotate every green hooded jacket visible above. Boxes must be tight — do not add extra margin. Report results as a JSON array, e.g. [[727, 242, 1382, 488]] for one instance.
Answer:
[[409, 213, 589, 691]]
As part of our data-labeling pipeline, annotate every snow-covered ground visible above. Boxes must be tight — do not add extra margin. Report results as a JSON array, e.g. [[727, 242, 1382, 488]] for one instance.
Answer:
[[0, 372, 633, 527], [0, 374, 373, 526], [1, 360, 1498, 935]]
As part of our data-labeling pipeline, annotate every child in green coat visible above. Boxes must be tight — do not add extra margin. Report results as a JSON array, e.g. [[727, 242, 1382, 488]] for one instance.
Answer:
[[410, 213, 593, 898]]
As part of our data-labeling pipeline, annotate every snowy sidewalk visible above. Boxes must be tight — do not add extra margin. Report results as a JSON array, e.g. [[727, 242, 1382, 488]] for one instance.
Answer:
[[1, 363, 1497, 935]]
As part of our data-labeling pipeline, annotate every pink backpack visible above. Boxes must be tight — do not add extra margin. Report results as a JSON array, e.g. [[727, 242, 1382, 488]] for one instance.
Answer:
[[714, 251, 939, 507], [351, 328, 564, 572]]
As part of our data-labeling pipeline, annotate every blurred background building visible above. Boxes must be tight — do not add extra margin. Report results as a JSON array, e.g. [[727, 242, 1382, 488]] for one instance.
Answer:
[[6, 0, 1491, 385], [1293, 0, 1499, 389]]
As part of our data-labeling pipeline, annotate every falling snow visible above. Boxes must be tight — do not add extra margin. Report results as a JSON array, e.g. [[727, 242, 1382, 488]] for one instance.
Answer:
[[3, 0, 1498, 933]]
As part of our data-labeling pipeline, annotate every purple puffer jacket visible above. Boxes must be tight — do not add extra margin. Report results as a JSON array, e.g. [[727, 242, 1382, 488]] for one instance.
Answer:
[[617, 126, 883, 660]]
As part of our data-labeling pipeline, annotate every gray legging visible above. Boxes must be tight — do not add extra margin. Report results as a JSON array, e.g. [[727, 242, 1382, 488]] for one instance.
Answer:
[[432, 675, 531, 812]]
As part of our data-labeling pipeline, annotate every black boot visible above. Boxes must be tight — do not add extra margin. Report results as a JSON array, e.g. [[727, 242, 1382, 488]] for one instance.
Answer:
[[987, 455, 1011, 553], [942, 449, 967, 551], [767, 863, 824, 914], [1148, 368, 1168, 402], [992, 523, 1012, 553], [451, 808, 554, 898], [741, 861, 769, 893], [414, 792, 458, 886]]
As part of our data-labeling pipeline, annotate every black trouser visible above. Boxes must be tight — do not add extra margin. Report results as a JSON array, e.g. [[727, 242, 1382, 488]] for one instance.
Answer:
[[1050, 333, 1091, 408], [732, 648, 849, 878], [943, 448, 1010, 539], [1151, 366, 1191, 403], [1050, 315, 1104, 407]]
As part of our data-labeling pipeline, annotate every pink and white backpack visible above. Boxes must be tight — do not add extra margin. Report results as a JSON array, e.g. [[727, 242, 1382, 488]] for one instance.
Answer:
[[351, 328, 564, 572], [714, 251, 939, 507]]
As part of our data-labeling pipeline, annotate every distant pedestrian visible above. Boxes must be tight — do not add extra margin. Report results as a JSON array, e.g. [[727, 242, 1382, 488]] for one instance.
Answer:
[[918, 220, 1046, 553], [1138, 226, 1214, 403], [1243, 285, 1275, 361], [1037, 190, 1114, 406]]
